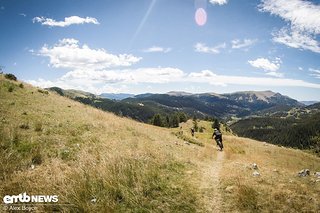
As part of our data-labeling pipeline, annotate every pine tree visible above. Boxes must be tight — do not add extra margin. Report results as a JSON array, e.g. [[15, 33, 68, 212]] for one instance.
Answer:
[[172, 114, 180, 127], [152, 114, 163, 127], [165, 115, 170, 127], [193, 120, 199, 132], [213, 119, 220, 130], [193, 114, 197, 122], [178, 112, 187, 123]]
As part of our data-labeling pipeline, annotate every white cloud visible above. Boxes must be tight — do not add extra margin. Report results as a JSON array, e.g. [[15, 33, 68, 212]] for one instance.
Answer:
[[27, 78, 59, 88], [28, 67, 320, 94], [259, 0, 320, 53], [60, 67, 185, 84], [231, 39, 257, 49], [27, 78, 128, 94], [189, 70, 217, 78], [209, 0, 228, 5], [248, 58, 281, 72], [186, 70, 320, 88], [188, 70, 226, 86], [27, 67, 185, 94], [248, 58, 284, 78], [29, 39, 320, 94], [272, 28, 320, 53], [19, 13, 26, 17], [130, 67, 185, 83], [60, 69, 127, 84], [309, 68, 320, 73], [194, 42, 226, 54], [260, 0, 320, 34], [38, 38, 142, 70], [32, 15, 99, 27], [309, 68, 320, 79], [265, 71, 284, 78], [143, 46, 172, 53]]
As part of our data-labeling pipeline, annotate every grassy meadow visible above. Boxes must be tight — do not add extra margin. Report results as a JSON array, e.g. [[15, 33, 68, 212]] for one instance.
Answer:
[[1, 74, 320, 212]]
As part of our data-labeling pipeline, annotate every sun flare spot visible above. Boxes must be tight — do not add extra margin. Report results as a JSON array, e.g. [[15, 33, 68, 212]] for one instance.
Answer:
[[195, 8, 207, 26]]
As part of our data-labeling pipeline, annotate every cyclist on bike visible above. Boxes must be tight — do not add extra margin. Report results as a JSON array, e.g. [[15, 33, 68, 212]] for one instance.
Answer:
[[212, 128, 223, 151]]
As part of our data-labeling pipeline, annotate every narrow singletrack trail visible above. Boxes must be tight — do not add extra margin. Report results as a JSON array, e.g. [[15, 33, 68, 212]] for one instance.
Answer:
[[199, 150, 225, 212]]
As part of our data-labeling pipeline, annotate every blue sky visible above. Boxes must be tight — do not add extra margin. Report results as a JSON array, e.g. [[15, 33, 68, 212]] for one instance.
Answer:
[[1, 0, 320, 101]]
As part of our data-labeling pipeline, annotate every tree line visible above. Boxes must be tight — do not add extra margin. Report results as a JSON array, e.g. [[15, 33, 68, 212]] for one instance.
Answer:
[[231, 113, 320, 155], [150, 112, 188, 128]]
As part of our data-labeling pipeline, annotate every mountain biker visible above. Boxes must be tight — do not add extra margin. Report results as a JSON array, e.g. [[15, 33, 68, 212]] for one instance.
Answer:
[[212, 128, 223, 151], [191, 128, 195, 137]]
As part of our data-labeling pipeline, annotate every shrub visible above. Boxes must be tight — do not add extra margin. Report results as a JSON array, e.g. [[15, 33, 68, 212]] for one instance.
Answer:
[[37, 89, 49, 94], [8, 85, 14, 92], [193, 120, 199, 132], [19, 83, 24, 88], [60, 148, 76, 161], [4, 73, 17, 81], [19, 123, 30, 129], [34, 122, 43, 132], [32, 153, 43, 165], [15, 141, 34, 155]]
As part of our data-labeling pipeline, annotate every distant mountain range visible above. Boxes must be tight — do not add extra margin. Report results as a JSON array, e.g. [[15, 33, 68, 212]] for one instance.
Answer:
[[300, 101, 319, 106], [100, 93, 135, 100], [48, 87, 303, 121]]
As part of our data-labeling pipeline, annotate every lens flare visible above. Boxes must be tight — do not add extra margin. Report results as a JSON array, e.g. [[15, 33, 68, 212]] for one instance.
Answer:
[[195, 8, 207, 26]]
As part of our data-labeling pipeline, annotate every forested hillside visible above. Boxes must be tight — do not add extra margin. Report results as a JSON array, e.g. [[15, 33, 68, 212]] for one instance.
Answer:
[[49, 87, 302, 123], [231, 113, 320, 155]]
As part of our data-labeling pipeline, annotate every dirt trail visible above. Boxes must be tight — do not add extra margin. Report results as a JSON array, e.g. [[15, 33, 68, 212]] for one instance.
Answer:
[[199, 150, 225, 212]]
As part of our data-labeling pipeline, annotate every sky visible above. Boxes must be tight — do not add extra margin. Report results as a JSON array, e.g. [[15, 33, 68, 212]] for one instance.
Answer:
[[1, 0, 320, 101]]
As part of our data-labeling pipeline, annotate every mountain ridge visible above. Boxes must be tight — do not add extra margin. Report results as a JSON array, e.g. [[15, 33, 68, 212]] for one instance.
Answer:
[[48, 87, 303, 121], [100, 93, 135, 100]]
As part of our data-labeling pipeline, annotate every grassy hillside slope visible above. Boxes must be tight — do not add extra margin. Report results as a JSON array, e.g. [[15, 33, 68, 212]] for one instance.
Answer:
[[0, 76, 203, 212], [1, 75, 320, 212]]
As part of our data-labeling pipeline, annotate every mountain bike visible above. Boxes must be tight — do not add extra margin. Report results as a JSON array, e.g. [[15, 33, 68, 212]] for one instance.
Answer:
[[215, 138, 223, 151]]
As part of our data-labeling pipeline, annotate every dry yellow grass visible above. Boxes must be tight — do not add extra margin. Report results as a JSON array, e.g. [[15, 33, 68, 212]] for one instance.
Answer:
[[1, 75, 319, 212], [0, 76, 204, 212], [221, 136, 320, 212]]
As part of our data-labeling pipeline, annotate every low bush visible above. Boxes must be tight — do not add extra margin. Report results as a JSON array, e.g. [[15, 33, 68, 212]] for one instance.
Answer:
[[37, 89, 49, 95], [19, 123, 30, 129], [8, 85, 14, 92], [4, 73, 17, 81], [34, 121, 43, 132], [32, 153, 43, 165]]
